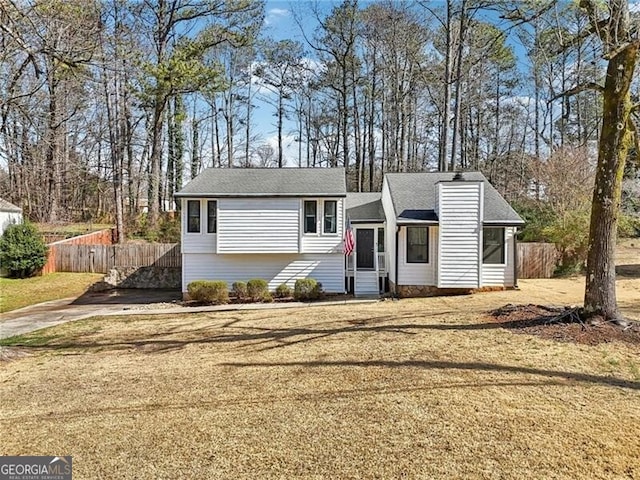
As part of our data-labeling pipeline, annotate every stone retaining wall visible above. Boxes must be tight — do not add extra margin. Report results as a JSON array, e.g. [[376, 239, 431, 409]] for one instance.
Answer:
[[94, 266, 181, 290], [390, 281, 507, 298]]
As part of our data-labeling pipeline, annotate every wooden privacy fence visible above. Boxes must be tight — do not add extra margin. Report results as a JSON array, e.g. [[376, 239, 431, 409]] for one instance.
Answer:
[[42, 229, 115, 274], [517, 242, 559, 279], [45, 239, 557, 279], [48, 243, 180, 274]]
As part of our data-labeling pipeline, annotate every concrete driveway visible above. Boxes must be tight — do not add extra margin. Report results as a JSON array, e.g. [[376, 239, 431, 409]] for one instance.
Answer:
[[0, 289, 181, 340]]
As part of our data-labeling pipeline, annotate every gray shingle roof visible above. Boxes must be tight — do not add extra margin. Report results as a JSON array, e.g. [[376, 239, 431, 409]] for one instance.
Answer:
[[345, 192, 384, 222], [0, 198, 21, 212], [176, 167, 346, 197], [385, 172, 524, 225]]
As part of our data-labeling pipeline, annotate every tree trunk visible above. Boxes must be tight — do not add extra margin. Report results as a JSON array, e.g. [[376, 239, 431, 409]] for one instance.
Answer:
[[584, 42, 638, 322], [277, 90, 283, 168], [439, 0, 453, 172], [148, 97, 164, 230]]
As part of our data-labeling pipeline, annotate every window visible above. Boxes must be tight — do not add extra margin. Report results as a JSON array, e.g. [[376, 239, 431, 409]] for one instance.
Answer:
[[483, 227, 505, 264], [187, 200, 200, 233], [407, 227, 428, 263], [323, 200, 337, 234], [304, 200, 317, 233], [207, 200, 217, 233], [377, 228, 385, 252]]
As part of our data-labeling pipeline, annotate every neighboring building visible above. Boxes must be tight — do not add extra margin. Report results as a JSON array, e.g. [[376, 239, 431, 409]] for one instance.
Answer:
[[0, 198, 23, 236], [177, 168, 524, 298]]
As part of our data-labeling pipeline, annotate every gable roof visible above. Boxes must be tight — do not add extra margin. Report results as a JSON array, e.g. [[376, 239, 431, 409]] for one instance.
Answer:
[[385, 171, 524, 225], [345, 192, 384, 222], [175, 167, 347, 197], [0, 198, 22, 213]]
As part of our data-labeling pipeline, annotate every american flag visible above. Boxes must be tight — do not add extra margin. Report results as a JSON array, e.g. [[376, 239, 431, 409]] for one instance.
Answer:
[[343, 218, 355, 256]]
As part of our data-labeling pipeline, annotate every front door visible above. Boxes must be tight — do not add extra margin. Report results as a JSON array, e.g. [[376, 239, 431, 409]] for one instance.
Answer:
[[356, 228, 375, 270]]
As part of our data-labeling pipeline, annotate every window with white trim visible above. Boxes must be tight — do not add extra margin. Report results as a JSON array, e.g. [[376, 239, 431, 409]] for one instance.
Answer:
[[304, 200, 317, 233], [207, 200, 217, 233], [483, 227, 505, 264], [407, 227, 428, 263], [323, 200, 337, 234], [187, 200, 200, 233]]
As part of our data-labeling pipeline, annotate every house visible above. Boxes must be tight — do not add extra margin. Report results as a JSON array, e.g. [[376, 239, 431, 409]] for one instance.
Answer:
[[0, 198, 23, 237], [176, 168, 524, 298], [176, 168, 347, 297]]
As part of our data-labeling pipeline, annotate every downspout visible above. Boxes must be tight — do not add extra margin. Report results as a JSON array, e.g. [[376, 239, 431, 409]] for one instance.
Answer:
[[513, 228, 519, 289], [395, 226, 400, 297]]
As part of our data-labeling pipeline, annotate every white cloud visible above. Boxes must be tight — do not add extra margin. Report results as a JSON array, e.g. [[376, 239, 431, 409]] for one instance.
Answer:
[[264, 7, 290, 26], [268, 8, 289, 16]]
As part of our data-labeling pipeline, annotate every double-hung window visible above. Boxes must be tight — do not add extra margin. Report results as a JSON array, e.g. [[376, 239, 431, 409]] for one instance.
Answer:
[[323, 200, 337, 234], [304, 200, 317, 233], [207, 200, 217, 233], [187, 200, 200, 233], [407, 227, 428, 263], [483, 227, 505, 264]]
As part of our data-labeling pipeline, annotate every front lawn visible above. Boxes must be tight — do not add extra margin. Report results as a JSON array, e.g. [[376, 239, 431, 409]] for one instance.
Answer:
[[0, 272, 103, 312], [1, 280, 639, 479]]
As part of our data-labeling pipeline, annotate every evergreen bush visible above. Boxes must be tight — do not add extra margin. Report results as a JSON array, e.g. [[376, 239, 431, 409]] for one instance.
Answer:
[[247, 278, 270, 302], [0, 222, 48, 278], [293, 278, 323, 301], [187, 280, 228, 304]]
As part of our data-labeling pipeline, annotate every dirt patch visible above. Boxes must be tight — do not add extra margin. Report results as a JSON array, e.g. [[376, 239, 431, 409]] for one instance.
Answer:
[[0, 346, 31, 362], [488, 304, 640, 346]]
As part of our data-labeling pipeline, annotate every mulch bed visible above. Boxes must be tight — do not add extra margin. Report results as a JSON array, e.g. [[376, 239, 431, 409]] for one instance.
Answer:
[[487, 304, 640, 346]]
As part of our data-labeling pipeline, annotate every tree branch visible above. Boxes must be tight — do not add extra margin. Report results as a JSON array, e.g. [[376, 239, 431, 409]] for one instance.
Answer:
[[549, 82, 604, 103], [553, 18, 610, 54], [629, 116, 639, 162], [499, 2, 555, 28]]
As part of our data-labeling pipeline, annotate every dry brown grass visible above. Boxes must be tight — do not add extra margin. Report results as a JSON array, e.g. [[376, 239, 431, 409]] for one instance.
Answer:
[[1, 278, 639, 479]]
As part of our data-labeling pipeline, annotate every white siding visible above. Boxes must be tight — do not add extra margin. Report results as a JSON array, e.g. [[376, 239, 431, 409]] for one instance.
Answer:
[[217, 198, 299, 253], [381, 180, 397, 284], [481, 226, 516, 287], [301, 198, 344, 253], [437, 181, 483, 288], [181, 199, 216, 254], [397, 226, 438, 286], [182, 253, 345, 293], [0, 211, 22, 236]]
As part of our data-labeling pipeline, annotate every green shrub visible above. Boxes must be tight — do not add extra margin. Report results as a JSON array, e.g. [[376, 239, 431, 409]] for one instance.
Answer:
[[187, 280, 228, 304], [275, 283, 292, 298], [0, 222, 48, 278], [541, 210, 590, 273], [247, 278, 270, 302], [618, 213, 640, 238], [294, 278, 323, 301], [157, 215, 181, 243], [232, 281, 248, 301]]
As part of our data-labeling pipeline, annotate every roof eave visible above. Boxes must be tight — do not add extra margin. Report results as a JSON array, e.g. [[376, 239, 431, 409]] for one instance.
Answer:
[[397, 219, 439, 225], [483, 220, 526, 226], [175, 193, 347, 198]]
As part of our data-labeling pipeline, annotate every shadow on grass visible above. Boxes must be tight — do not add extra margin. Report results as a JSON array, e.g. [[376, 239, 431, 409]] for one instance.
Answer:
[[1, 378, 571, 423], [220, 359, 640, 391], [616, 264, 640, 278], [1, 312, 522, 353], [1, 311, 594, 354], [4, 312, 640, 391]]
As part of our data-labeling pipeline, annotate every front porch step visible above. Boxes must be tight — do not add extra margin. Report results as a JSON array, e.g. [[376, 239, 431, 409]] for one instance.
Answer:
[[355, 272, 379, 296]]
